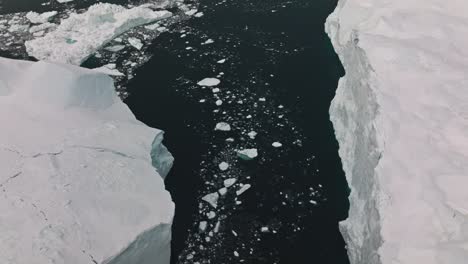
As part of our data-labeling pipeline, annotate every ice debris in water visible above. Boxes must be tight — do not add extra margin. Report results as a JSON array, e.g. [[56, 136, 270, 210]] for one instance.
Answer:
[[199, 221, 207, 232], [218, 162, 229, 171], [236, 184, 251, 196], [105, 45, 125, 52], [57, 0, 74, 3], [25, 3, 172, 65], [272, 142, 283, 148], [202, 192, 219, 208], [207, 211, 216, 219], [197, 78, 220, 86], [128, 37, 143, 50], [247, 131, 257, 139], [215, 99, 223, 106], [224, 178, 237, 188], [93, 63, 124, 76], [214, 122, 231, 131], [218, 187, 228, 195], [236, 148, 258, 160], [217, 59, 226, 63]]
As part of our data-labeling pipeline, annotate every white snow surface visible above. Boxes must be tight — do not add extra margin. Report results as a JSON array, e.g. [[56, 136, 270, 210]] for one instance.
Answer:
[[326, 1, 468, 264], [0, 57, 175, 264], [25, 3, 172, 65]]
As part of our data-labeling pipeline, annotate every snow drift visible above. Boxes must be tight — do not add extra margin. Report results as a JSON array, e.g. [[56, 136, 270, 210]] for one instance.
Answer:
[[0, 57, 174, 264], [326, 1, 468, 263]]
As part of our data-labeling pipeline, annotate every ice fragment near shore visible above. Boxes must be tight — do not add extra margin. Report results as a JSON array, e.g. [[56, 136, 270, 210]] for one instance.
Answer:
[[197, 78, 220, 87]]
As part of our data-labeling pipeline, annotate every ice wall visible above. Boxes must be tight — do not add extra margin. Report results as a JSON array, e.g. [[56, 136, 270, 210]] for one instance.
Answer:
[[326, 1, 468, 263], [0, 57, 174, 264]]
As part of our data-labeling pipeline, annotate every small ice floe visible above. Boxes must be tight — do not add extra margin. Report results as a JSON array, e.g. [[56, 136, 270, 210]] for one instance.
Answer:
[[232, 230, 238, 236], [278, 105, 284, 109], [217, 59, 226, 64], [225, 137, 235, 142], [218, 162, 229, 171], [214, 221, 221, 233], [261, 227, 269, 233], [223, 178, 237, 188], [105, 45, 125, 52], [218, 187, 228, 195], [93, 63, 124, 76], [57, 0, 74, 3], [29, 22, 56, 33], [128, 37, 143, 50], [236, 148, 258, 160], [202, 39, 214, 45], [197, 78, 220, 87], [272, 142, 283, 148], [259, 97, 266, 102], [199, 221, 207, 232], [26, 11, 58, 24], [207, 211, 216, 219], [247, 131, 257, 139], [202, 192, 219, 208], [144, 23, 159, 30], [236, 184, 251, 196], [234, 251, 239, 257], [185, 46, 193, 50], [309, 200, 317, 205], [215, 99, 223, 106], [185, 9, 198, 16], [212, 88, 220, 93], [214, 122, 231, 131], [194, 12, 204, 17], [199, 99, 206, 103]]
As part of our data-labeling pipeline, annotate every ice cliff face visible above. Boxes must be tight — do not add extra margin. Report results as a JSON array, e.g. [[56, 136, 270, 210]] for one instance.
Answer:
[[326, 1, 468, 263], [0, 57, 174, 264]]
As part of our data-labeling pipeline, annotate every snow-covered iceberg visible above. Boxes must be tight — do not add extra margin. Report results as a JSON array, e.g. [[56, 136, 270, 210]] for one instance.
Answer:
[[326, 1, 468, 263], [25, 3, 172, 65], [0, 57, 175, 264]]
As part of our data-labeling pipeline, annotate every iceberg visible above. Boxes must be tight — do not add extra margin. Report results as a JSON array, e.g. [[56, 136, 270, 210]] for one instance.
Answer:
[[326, 1, 468, 263], [0, 57, 175, 264], [25, 3, 172, 65]]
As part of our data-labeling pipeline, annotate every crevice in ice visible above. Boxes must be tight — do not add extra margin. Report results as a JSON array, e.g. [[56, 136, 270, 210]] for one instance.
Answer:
[[69, 145, 136, 160], [0, 171, 22, 188]]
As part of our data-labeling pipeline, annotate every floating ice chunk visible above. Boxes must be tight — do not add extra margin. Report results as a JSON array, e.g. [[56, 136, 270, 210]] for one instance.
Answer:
[[105, 44, 125, 52], [212, 88, 220, 93], [236, 184, 251, 195], [8, 24, 29, 32], [25, 3, 172, 65], [215, 99, 223, 106], [57, 0, 74, 3], [272, 142, 282, 148], [232, 230, 238, 236], [224, 178, 237, 188], [214, 221, 221, 233], [185, 9, 198, 16], [144, 23, 159, 30], [219, 162, 229, 171], [26, 11, 58, 24], [202, 192, 219, 208], [247, 131, 257, 139], [237, 149, 258, 160], [199, 221, 207, 232], [93, 63, 124, 76], [234, 251, 239, 257], [199, 99, 206, 103], [217, 59, 226, 63], [261, 227, 269, 233], [197, 77, 220, 87], [207, 211, 216, 219], [203, 39, 214, 45], [259, 97, 266, 102], [128, 37, 143, 50], [215, 122, 231, 131], [226, 138, 235, 142], [218, 187, 228, 195], [194, 12, 204, 18]]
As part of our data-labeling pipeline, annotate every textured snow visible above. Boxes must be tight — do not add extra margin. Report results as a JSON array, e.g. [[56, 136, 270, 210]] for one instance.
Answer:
[[326, 1, 468, 263], [0, 57, 174, 264], [25, 3, 172, 65]]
